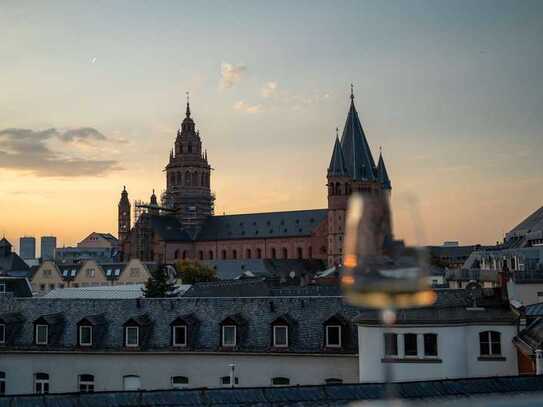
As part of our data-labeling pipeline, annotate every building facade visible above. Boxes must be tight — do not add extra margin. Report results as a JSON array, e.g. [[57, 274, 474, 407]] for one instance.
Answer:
[[119, 89, 392, 268], [0, 295, 358, 395], [40, 236, 56, 261], [356, 289, 519, 383], [19, 237, 36, 260]]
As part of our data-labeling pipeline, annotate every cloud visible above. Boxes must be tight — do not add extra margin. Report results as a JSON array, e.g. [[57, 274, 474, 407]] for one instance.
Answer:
[[0, 127, 121, 177], [220, 62, 247, 89], [58, 127, 107, 143], [261, 81, 278, 98], [233, 101, 263, 114]]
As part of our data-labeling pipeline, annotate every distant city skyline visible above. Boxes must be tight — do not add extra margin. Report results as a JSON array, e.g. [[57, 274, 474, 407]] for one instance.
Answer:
[[1, 0, 542, 252]]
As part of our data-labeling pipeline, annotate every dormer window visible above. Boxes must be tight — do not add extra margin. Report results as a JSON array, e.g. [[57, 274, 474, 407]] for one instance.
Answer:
[[79, 325, 93, 346], [173, 324, 187, 347], [222, 325, 236, 347], [125, 326, 139, 347], [273, 325, 288, 348], [35, 324, 48, 345], [325, 325, 342, 348]]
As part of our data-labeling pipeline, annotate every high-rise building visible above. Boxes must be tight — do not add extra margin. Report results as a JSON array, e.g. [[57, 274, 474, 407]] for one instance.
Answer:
[[19, 237, 36, 259], [40, 236, 57, 260]]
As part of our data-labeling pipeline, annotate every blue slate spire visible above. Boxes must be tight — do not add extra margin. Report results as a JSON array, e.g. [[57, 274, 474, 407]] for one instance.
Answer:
[[340, 86, 377, 181], [328, 128, 348, 177], [377, 150, 392, 190]]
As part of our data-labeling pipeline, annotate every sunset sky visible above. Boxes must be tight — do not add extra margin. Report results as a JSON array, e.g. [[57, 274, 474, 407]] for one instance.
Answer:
[[1, 0, 542, 254]]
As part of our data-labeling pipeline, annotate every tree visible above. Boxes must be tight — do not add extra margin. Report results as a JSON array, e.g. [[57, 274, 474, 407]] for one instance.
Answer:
[[142, 264, 177, 298], [175, 260, 217, 284]]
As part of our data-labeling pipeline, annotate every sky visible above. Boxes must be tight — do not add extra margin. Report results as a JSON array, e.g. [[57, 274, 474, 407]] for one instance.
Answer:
[[1, 0, 542, 254]]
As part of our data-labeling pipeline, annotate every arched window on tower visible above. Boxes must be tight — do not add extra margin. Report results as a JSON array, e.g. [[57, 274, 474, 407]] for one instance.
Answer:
[[185, 171, 191, 186], [188, 143, 192, 153], [329, 183, 334, 195], [192, 172, 198, 186], [335, 182, 342, 195], [176, 172, 182, 185], [201, 173, 205, 186]]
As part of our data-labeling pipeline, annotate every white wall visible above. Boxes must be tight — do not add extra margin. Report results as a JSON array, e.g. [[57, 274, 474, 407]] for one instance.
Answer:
[[0, 353, 358, 395], [358, 324, 518, 383]]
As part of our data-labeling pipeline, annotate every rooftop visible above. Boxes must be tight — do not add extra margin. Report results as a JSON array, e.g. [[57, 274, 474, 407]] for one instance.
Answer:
[[3, 375, 543, 406]]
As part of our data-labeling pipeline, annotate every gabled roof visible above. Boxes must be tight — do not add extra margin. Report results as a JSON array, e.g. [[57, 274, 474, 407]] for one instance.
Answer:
[[340, 93, 377, 181], [376, 152, 391, 190], [327, 136, 348, 177], [196, 209, 327, 241], [514, 317, 543, 357]]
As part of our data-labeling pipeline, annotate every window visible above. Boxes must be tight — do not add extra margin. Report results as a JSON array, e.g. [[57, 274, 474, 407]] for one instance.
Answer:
[[0, 372, 4, 395], [171, 376, 189, 389], [282, 248, 288, 259], [424, 333, 438, 357], [271, 248, 277, 259], [384, 333, 398, 356], [297, 247, 303, 259], [404, 333, 418, 356], [173, 325, 187, 347], [221, 376, 239, 386], [325, 378, 343, 385], [123, 375, 141, 391], [198, 251, 203, 260], [221, 250, 227, 260], [79, 374, 94, 392], [79, 325, 93, 346], [257, 248, 262, 259], [246, 249, 252, 259], [480, 331, 501, 356], [125, 326, 139, 347], [273, 325, 288, 348], [35, 324, 48, 345], [0, 324, 5, 344], [326, 325, 341, 348], [222, 325, 237, 347], [232, 249, 237, 259], [209, 250, 214, 260], [34, 373, 49, 394], [272, 377, 290, 386]]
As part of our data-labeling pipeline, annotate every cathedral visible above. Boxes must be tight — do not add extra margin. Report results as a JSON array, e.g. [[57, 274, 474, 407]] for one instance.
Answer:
[[119, 88, 391, 267]]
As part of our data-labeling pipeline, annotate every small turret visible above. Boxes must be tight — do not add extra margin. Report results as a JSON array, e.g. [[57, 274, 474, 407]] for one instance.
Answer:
[[377, 150, 392, 190], [118, 186, 131, 241]]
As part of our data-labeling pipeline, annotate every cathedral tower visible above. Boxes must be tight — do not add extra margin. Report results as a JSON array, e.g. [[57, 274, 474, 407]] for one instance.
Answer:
[[165, 96, 214, 230], [118, 186, 131, 241], [326, 87, 392, 266]]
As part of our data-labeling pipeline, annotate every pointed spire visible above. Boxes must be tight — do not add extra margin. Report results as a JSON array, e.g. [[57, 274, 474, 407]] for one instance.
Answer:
[[328, 127, 348, 177], [185, 91, 191, 118], [377, 150, 392, 190], [340, 85, 377, 181]]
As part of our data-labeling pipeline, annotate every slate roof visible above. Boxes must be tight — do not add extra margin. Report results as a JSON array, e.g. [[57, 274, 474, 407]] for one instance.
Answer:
[[44, 284, 192, 299], [196, 209, 327, 241], [376, 152, 391, 190], [0, 251, 30, 274], [354, 288, 516, 325], [525, 302, 543, 317], [507, 206, 543, 239], [340, 95, 377, 181], [149, 215, 193, 242], [327, 136, 348, 177], [183, 280, 271, 297], [0, 295, 359, 353], [4, 376, 543, 405]]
